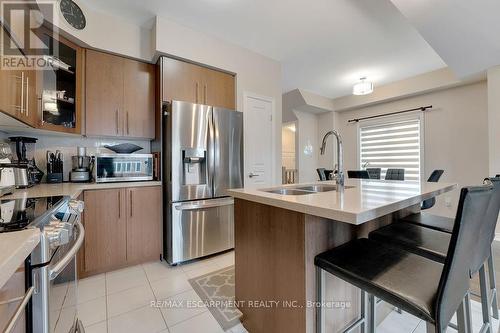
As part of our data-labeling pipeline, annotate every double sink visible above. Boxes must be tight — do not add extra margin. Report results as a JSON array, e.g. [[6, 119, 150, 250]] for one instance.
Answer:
[[262, 184, 352, 195]]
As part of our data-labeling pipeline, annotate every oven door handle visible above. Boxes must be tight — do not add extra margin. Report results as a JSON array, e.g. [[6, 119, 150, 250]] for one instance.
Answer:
[[49, 219, 85, 281]]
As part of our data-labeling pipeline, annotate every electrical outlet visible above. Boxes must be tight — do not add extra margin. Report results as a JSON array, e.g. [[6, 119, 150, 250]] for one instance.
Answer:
[[444, 196, 452, 207]]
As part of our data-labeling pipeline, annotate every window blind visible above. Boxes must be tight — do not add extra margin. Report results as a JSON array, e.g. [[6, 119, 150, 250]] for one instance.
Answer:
[[359, 118, 422, 181]]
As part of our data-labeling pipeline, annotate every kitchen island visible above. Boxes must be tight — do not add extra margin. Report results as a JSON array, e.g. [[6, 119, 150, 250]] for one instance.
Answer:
[[227, 179, 456, 333]]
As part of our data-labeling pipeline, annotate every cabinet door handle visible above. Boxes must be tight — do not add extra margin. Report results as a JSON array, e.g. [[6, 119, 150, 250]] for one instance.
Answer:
[[130, 191, 133, 217], [25, 74, 29, 117], [20, 72, 24, 114], [195, 82, 199, 103], [118, 191, 121, 218], [204, 84, 207, 104], [115, 109, 119, 135], [38, 95, 44, 124], [126, 111, 130, 135]]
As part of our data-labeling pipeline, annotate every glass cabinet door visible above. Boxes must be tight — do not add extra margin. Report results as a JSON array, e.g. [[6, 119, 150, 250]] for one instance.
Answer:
[[37, 28, 82, 133]]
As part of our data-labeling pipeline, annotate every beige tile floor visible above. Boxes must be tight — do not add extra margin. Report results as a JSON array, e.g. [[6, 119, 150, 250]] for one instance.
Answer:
[[74, 251, 239, 333], [74, 249, 500, 333]]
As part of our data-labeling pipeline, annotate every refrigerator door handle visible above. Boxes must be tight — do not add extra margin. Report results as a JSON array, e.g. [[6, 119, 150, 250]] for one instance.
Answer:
[[174, 198, 234, 211], [207, 108, 215, 192]]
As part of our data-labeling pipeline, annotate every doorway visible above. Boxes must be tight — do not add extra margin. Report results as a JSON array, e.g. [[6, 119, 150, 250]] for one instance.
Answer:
[[282, 121, 298, 184]]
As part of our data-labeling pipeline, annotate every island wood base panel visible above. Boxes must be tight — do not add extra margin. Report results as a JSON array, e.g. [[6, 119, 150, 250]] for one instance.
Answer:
[[234, 198, 418, 333]]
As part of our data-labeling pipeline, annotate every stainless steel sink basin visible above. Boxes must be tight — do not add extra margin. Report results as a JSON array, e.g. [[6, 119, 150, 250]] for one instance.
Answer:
[[261, 184, 353, 195], [265, 188, 314, 195], [295, 185, 338, 192]]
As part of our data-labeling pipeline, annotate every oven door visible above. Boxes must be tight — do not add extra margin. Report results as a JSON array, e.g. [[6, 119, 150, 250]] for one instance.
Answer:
[[32, 218, 85, 333], [48, 219, 85, 333], [49, 252, 78, 333]]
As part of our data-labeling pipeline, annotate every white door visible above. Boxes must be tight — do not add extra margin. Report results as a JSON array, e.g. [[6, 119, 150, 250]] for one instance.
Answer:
[[244, 95, 273, 188]]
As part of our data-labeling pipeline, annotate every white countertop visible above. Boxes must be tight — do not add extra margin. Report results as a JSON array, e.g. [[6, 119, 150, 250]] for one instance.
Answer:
[[227, 179, 457, 224], [0, 229, 40, 289], [2, 181, 162, 200]]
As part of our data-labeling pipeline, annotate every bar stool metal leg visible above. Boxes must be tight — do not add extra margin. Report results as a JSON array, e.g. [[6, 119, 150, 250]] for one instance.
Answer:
[[487, 247, 499, 319], [426, 322, 437, 333], [456, 300, 469, 333], [368, 294, 376, 333], [360, 290, 367, 333], [316, 266, 323, 333], [464, 292, 472, 333], [479, 265, 493, 333]]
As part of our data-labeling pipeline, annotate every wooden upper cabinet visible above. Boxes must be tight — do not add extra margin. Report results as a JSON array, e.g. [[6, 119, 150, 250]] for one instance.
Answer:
[[126, 186, 161, 263], [85, 49, 124, 137], [82, 189, 127, 274], [86, 50, 155, 139], [123, 59, 155, 139], [162, 57, 203, 104], [0, 27, 38, 127], [0, 21, 83, 133], [0, 66, 21, 119], [36, 30, 83, 134], [202, 67, 236, 110], [161, 57, 236, 109]]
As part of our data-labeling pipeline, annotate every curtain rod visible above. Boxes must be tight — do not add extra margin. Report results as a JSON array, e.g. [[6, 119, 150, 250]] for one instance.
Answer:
[[347, 105, 433, 123]]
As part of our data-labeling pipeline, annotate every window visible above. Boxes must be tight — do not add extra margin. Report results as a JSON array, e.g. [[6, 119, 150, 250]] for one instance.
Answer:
[[358, 116, 423, 181]]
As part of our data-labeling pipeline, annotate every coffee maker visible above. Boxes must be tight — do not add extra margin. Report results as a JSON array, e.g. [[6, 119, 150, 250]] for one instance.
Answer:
[[9, 137, 44, 188], [70, 147, 94, 182]]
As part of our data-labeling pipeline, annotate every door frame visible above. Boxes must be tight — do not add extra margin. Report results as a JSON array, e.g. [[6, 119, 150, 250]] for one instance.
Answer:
[[243, 92, 277, 186]]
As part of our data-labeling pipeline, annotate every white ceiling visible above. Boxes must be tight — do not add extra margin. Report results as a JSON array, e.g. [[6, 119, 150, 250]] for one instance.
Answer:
[[80, 0, 446, 99], [391, 0, 500, 79]]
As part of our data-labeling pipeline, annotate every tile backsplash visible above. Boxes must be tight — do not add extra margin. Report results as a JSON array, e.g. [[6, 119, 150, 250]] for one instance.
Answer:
[[0, 131, 151, 182]]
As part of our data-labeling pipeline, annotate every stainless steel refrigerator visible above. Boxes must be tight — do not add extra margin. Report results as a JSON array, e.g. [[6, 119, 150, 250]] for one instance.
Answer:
[[163, 100, 243, 264]]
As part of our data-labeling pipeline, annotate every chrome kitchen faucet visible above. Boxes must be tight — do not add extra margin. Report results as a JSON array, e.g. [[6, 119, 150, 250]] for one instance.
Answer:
[[320, 130, 344, 191]]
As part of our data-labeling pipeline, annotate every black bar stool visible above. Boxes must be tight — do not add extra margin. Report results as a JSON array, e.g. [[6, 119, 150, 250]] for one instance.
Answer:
[[421, 170, 445, 209], [369, 178, 500, 332], [347, 170, 370, 179], [385, 168, 405, 180], [315, 183, 494, 333], [366, 168, 381, 180]]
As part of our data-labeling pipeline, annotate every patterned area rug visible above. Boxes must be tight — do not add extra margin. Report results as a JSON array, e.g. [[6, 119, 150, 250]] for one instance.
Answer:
[[189, 266, 242, 331]]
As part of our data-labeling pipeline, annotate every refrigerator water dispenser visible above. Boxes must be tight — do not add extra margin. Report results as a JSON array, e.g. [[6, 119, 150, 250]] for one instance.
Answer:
[[182, 148, 207, 185]]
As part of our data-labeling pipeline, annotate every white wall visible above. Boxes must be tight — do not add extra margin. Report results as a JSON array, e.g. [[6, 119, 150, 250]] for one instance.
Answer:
[[317, 111, 337, 170], [36, 0, 153, 61], [294, 110, 318, 183], [154, 17, 283, 185], [488, 66, 500, 176], [336, 81, 489, 218]]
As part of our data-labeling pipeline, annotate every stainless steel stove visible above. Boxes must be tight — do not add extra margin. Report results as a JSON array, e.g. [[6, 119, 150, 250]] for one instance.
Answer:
[[0, 195, 85, 333]]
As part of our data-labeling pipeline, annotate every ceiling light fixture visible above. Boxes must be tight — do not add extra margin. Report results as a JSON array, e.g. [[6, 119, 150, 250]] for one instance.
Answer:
[[352, 77, 374, 96]]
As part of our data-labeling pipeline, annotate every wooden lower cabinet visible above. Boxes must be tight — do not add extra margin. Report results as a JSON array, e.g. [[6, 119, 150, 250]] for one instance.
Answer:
[[80, 189, 127, 275], [78, 186, 162, 277], [126, 187, 162, 263]]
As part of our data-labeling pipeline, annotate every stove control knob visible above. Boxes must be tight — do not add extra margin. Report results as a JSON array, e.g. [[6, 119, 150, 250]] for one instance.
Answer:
[[44, 229, 61, 248], [49, 220, 61, 228], [58, 228, 70, 245], [60, 222, 74, 237], [69, 200, 84, 213]]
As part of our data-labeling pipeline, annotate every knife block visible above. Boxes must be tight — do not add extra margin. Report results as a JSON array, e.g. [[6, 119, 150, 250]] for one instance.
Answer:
[[46, 172, 63, 183]]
